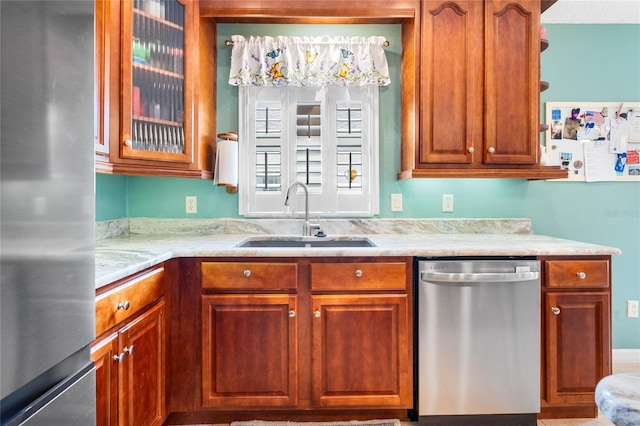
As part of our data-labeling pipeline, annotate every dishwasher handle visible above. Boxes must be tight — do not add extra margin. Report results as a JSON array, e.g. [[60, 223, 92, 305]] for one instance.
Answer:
[[421, 271, 539, 283]]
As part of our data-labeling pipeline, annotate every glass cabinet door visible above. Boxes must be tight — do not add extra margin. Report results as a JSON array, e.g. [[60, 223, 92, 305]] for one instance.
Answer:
[[121, 0, 191, 162]]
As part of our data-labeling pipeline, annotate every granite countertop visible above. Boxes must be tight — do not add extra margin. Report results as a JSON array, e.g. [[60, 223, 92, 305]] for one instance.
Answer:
[[596, 372, 640, 426], [95, 218, 621, 289]]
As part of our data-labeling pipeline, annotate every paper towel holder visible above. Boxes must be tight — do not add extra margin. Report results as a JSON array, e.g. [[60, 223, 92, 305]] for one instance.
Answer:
[[215, 131, 238, 194]]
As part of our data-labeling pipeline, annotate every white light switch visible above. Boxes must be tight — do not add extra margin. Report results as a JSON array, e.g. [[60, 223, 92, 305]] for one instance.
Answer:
[[391, 194, 403, 212], [442, 194, 454, 213]]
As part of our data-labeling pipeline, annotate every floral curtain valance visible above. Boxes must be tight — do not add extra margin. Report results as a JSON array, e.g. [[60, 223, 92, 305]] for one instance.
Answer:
[[228, 35, 390, 87]]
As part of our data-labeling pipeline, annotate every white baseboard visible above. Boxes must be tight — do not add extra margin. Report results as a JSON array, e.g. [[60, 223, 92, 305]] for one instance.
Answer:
[[613, 349, 640, 364]]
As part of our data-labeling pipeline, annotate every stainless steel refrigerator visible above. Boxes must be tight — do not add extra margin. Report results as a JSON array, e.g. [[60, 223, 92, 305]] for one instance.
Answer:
[[1, 1, 96, 424]]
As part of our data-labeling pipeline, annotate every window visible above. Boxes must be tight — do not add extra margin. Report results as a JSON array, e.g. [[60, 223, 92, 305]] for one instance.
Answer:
[[238, 85, 379, 217]]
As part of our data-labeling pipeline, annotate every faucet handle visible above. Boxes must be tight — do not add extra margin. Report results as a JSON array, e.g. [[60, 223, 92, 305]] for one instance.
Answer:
[[309, 214, 323, 236]]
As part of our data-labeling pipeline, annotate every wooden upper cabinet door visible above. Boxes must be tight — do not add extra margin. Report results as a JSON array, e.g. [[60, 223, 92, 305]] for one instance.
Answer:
[[484, 0, 540, 164], [420, 0, 483, 165], [119, 301, 166, 426], [311, 294, 411, 408], [201, 294, 299, 408], [545, 292, 611, 404]]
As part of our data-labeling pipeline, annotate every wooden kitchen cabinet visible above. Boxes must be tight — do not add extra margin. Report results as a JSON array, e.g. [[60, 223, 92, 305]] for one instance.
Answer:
[[311, 294, 410, 407], [200, 261, 299, 408], [198, 257, 413, 413], [539, 257, 612, 419], [201, 294, 299, 407], [95, 0, 216, 179], [92, 266, 167, 426], [309, 261, 411, 407], [400, 0, 566, 179]]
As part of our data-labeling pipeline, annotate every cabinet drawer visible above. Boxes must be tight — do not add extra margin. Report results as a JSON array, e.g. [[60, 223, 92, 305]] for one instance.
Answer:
[[310, 262, 407, 291], [95, 267, 164, 336], [545, 260, 609, 289], [202, 262, 298, 290]]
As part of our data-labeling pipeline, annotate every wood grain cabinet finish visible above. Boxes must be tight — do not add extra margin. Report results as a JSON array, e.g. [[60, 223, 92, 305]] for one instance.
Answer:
[[198, 257, 413, 412], [539, 257, 612, 419], [95, 267, 164, 336], [95, 0, 215, 179], [201, 294, 299, 408], [310, 294, 411, 407], [202, 261, 298, 290], [544, 260, 609, 289], [310, 262, 406, 291], [403, 0, 565, 179], [92, 266, 167, 426], [92, 333, 118, 426], [118, 302, 166, 426]]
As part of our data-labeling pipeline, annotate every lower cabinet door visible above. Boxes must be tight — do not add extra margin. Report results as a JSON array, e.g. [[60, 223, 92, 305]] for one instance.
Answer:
[[201, 294, 299, 407], [119, 301, 166, 426], [545, 292, 611, 404], [310, 294, 412, 407], [92, 333, 119, 426]]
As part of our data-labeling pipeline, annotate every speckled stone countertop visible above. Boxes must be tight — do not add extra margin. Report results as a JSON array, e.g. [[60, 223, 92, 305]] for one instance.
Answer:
[[95, 218, 621, 289]]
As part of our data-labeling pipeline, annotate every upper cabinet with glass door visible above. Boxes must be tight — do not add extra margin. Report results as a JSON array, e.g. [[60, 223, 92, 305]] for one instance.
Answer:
[[96, 0, 215, 178]]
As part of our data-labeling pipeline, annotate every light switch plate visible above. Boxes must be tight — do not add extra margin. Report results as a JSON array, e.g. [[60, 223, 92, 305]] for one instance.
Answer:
[[391, 194, 403, 212]]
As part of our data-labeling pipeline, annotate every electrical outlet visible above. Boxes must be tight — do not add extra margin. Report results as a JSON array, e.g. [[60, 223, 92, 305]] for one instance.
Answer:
[[442, 194, 454, 213], [185, 196, 197, 214], [391, 194, 403, 212], [628, 300, 639, 318]]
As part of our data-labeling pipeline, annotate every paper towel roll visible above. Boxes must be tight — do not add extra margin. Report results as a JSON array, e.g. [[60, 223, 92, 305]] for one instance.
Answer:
[[213, 139, 238, 186]]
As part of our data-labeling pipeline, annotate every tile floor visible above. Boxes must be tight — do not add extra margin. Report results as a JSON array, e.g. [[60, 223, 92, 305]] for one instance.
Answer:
[[176, 361, 639, 426]]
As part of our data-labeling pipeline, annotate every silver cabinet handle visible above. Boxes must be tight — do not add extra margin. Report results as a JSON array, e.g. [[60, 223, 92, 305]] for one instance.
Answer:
[[487, 147, 496, 154], [117, 301, 130, 311], [354, 269, 363, 278], [115, 345, 135, 363], [576, 271, 587, 279], [551, 307, 561, 315], [288, 310, 296, 318], [467, 147, 475, 153], [313, 310, 321, 318], [124, 139, 132, 147], [243, 269, 251, 277]]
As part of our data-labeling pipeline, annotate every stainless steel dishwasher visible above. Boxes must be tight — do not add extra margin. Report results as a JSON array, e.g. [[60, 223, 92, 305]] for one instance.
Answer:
[[417, 259, 540, 426]]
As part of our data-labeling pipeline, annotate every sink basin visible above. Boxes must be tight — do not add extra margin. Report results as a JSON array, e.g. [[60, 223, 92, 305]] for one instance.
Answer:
[[236, 237, 376, 248]]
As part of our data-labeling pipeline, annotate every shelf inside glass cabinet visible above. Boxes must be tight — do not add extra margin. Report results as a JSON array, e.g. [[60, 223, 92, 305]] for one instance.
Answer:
[[130, 0, 185, 154]]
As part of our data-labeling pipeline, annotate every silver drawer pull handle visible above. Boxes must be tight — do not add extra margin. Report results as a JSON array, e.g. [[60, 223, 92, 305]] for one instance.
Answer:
[[117, 301, 130, 311], [124, 345, 135, 355], [551, 307, 561, 315], [244, 269, 251, 277], [313, 310, 321, 318], [289, 310, 296, 318], [576, 271, 587, 279], [354, 269, 363, 277], [487, 147, 496, 154], [467, 147, 475, 153]]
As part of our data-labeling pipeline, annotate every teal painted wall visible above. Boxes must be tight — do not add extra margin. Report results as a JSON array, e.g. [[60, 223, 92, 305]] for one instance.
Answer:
[[96, 24, 640, 348]]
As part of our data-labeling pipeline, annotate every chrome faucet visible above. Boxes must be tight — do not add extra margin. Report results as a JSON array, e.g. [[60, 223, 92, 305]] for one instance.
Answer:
[[284, 181, 320, 236]]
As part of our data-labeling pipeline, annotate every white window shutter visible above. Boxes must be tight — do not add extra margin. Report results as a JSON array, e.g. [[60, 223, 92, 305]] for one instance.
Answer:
[[239, 86, 379, 217]]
